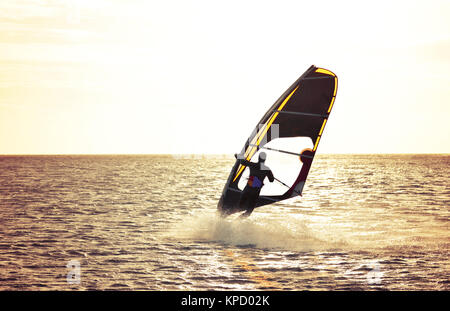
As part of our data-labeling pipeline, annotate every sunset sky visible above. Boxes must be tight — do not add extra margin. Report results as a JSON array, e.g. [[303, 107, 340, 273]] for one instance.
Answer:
[[0, 0, 449, 154]]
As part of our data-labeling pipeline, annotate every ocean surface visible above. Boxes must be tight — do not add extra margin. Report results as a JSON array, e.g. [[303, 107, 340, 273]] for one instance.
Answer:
[[0, 154, 448, 290]]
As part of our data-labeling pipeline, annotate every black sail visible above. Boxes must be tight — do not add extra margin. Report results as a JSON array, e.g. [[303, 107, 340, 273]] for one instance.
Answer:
[[218, 65, 338, 216]]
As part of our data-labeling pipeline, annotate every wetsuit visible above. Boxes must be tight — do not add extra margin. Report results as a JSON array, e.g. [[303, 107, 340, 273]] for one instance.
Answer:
[[237, 159, 274, 217]]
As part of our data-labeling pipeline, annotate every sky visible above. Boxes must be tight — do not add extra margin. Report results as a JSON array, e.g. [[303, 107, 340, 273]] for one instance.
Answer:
[[0, 0, 449, 154]]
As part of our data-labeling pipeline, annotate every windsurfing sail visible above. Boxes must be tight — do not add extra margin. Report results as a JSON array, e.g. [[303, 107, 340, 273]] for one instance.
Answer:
[[217, 65, 338, 216]]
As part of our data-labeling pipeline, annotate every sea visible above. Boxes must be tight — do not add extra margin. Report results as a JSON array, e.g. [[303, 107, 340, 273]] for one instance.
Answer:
[[0, 154, 448, 290]]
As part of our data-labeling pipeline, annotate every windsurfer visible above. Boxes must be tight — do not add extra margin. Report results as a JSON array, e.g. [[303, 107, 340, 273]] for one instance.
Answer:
[[234, 152, 274, 217]]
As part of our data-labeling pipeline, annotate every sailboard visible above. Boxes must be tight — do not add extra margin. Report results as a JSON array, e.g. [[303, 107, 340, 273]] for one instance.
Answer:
[[217, 65, 338, 216]]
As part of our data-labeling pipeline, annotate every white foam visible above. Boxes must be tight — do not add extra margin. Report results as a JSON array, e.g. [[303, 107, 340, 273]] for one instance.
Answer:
[[165, 209, 348, 252]]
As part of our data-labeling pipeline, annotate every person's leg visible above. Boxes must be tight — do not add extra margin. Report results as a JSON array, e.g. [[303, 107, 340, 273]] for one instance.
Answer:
[[240, 188, 260, 218], [238, 187, 250, 212]]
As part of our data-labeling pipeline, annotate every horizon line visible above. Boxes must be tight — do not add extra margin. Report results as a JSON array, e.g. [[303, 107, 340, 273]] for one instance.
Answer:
[[0, 152, 449, 156]]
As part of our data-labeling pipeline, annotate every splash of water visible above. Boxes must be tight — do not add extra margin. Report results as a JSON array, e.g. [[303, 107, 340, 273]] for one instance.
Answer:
[[165, 209, 348, 252]]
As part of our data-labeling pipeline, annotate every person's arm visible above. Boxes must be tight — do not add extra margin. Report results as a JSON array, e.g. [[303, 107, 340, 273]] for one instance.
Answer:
[[234, 153, 257, 168], [268, 170, 275, 182]]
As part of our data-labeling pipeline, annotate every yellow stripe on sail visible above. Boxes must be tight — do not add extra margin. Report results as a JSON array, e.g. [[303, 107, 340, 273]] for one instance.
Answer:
[[313, 135, 321, 151], [333, 76, 338, 96], [315, 68, 337, 113], [232, 85, 299, 182], [256, 85, 299, 146], [326, 76, 337, 113], [315, 68, 336, 76], [314, 67, 338, 151], [318, 119, 327, 136]]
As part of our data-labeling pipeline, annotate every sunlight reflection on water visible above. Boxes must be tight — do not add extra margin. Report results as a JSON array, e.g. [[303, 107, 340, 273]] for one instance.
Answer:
[[0, 154, 448, 290]]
